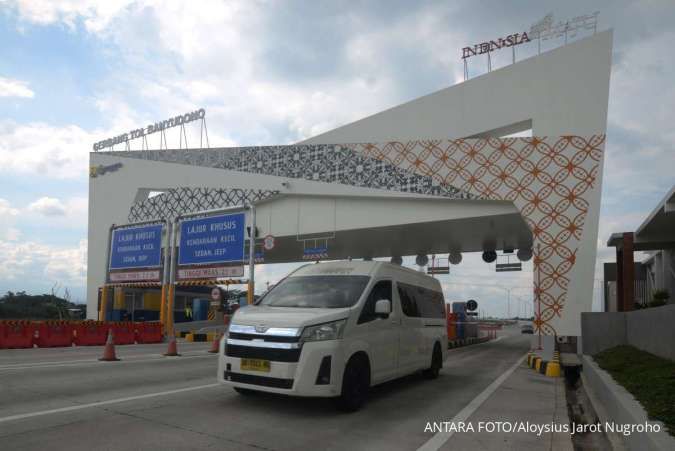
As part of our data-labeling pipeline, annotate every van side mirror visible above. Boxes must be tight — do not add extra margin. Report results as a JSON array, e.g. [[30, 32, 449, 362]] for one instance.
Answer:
[[375, 299, 391, 318]]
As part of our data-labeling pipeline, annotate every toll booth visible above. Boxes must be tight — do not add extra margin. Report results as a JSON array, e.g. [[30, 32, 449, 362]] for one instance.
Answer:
[[98, 283, 219, 323]]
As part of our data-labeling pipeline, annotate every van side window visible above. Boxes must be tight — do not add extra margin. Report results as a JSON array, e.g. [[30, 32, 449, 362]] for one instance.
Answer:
[[397, 284, 418, 317], [417, 289, 446, 318], [358, 280, 392, 324], [397, 282, 445, 318]]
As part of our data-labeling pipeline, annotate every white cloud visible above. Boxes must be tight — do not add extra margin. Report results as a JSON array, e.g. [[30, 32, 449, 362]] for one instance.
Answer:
[[26, 196, 88, 229], [0, 198, 21, 241], [0, 198, 19, 217], [610, 31, 675, 140], [0, 120, 94, 179], [5, 1, 469, 148], [0, 76, 34, 98], [0, 238, 87, 288], [0, 197, 88, 298], [27, 197, 67, 216], [0, 195, 87, 239], [0, 2, 469, 180], [8, 0, 134, 33], [601, 29, 675, 205]]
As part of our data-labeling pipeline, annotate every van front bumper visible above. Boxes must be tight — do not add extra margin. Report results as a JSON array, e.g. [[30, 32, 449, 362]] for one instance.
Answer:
[[217, 339, 345, 397]]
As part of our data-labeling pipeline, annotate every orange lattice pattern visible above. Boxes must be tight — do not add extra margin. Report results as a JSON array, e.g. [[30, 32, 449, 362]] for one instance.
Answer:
[[350, 135, 605, 335]]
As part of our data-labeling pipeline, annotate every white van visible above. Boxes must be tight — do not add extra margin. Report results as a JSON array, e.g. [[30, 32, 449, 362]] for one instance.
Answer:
[[217, 261, 448, 411]]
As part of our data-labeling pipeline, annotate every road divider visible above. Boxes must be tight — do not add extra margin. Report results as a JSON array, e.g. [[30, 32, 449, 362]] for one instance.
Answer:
[[0, 320, 164, 349], [74, 321, 108, 346], [448, 336, 491, 349], [136, 322, 163, 343], [0, 320, 36, 349], [35, 321, 74, 347]]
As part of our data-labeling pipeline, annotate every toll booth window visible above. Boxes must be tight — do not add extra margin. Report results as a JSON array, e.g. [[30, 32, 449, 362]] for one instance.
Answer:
[[358, 280, 392, 324], [174, 296, 186, 311], [124, 293, 134, 312]]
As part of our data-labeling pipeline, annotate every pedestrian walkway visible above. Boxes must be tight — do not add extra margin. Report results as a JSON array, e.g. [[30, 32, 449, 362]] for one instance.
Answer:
[[441, 360, 572, 451]]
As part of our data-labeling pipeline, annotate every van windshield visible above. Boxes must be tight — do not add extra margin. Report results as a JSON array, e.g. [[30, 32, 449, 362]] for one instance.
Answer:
[[258, 276, 370, 308]]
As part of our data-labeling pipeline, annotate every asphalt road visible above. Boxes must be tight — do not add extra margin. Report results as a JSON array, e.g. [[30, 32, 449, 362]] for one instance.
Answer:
[[0, 329, 529, 451]]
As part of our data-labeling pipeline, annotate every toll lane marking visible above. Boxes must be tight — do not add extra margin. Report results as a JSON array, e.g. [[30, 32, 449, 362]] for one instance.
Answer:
[[0, 358, 110, 368], [0, 383, 220, 423], [417, 352, 528, 451], [0, 343, 214, 367], [0, 353, 216, 372]]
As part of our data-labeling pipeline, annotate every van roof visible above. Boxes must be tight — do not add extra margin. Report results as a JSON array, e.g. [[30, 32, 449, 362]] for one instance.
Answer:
[[290, 260, 439, 281], [291, 261, 380, 277]]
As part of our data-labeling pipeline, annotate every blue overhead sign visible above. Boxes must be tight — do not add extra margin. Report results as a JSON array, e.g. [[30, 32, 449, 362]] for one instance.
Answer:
[[109, 224, 163, 270], [178, 213, 246, 266]]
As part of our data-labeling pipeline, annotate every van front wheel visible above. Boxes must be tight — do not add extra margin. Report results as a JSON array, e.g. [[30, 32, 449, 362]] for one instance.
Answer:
[[336, 356, 370, 412], [424, 344, 442, 379]]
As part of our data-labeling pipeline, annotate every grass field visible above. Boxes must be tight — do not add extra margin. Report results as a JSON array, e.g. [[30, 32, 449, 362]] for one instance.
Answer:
[[594, 345, 675, 436]]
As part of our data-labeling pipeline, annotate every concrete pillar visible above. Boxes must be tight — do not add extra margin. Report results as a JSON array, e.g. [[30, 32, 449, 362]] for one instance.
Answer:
[[620, 232, 635, 311], [616, 245, 624, 311]]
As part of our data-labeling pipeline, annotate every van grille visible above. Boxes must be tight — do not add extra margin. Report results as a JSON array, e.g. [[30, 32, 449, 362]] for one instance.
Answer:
[[225, 371, 294, 389], [228, 332, 299, 343], [225, 344, 301, 362]]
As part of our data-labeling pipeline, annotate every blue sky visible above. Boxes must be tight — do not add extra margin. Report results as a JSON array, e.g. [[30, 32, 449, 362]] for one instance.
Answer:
[[0, 1, 674, 316]]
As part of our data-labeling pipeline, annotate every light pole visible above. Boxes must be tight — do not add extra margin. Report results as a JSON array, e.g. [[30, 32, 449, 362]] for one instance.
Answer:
[[504, 287, 531, 319]]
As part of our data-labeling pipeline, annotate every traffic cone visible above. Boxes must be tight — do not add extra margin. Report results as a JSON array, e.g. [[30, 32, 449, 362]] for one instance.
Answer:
[[164, 334, 180, 356], [99, 329, 120, 361], [208, 331, 222, 353]]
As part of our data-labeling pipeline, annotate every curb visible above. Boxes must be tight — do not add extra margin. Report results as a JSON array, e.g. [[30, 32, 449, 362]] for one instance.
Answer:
[[527, 353, 561, 377], [581, 355, 675, 451], [447, 336, 491, 349], [183, 331, 219, 342]]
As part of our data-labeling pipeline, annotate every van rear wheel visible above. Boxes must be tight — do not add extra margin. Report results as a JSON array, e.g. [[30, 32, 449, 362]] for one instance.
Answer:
[[424, 344, 442, 379], [336, 356, 370, 412]]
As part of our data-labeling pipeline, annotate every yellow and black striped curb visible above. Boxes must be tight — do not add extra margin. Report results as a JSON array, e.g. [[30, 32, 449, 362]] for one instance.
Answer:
[[176, 331, 220, 342], [175, 279, 248, 287], [104, 282, 162, 288], [526, 352, 561, 377]]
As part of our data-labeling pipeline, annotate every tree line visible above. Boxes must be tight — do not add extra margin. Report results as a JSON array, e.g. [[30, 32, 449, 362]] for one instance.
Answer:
[[0, 291, 86, 320]]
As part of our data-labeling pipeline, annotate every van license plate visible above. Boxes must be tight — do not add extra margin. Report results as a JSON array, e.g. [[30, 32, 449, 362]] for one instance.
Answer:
[[240, 358, 270, 372]]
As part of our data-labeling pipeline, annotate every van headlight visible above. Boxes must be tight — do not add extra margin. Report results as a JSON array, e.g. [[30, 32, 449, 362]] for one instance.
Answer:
[[300, 320, 346, 342]]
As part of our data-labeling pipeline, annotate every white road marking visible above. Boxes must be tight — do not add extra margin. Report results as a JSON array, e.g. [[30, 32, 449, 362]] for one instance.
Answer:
[[417, 352, 528, 451], [0, 383, 220, 423], [0, 358, 110, 368], [0, 353, 216, 371]]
